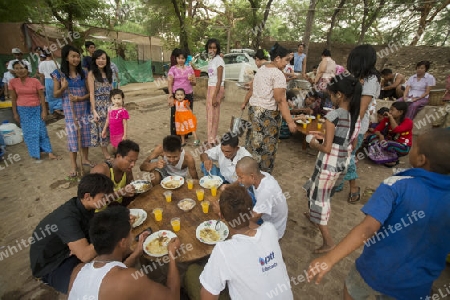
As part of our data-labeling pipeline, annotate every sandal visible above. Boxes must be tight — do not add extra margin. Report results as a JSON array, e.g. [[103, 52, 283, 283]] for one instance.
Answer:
[[348, 187, 361, 204], [384, 161, 399, 168], [82, 161, 96, 168], [68, 170, 78, 178], [193, 140, 200, 146]]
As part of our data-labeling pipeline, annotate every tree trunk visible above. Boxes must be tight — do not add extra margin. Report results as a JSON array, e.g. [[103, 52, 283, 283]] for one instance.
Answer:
[[326, 0, 346, 49], [171, 0, 190, 51], [303, 0, 318, 53], [358, 0, 385, 44]]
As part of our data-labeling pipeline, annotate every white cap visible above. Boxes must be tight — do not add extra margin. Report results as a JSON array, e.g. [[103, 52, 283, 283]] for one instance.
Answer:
[[12, 48, 22, 54]]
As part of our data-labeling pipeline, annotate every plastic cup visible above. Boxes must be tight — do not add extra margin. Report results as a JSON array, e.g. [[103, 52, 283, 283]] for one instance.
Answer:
[[187, 179, 194, 190], [302, 122, 307, 129], [201, 201, 210, 213], [317, 122, 322, 130], [196, 189, 205, 201], [171, 217, 181, 232], [163, 191, 172, 202], [317, 114, 320, 120], [211, 185, 218, 196], [153, 208, 163, 221]]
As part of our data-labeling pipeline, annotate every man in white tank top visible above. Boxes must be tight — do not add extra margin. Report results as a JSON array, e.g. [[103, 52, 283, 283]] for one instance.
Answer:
[[68, 206, 181, 300], [140, 135, 198, 186]]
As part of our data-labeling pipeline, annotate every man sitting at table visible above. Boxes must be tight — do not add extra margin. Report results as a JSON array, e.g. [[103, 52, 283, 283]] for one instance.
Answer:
[[91, 139, 139, 210], [200, 132, 252, 184], [68, 206, 181, 300], [29, 174, 113, 294], [140, 135, 198, 185], [184, 185, 293, 299], [236, 156, 288, 239]]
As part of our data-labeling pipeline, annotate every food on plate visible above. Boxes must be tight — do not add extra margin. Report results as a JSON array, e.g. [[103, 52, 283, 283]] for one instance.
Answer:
[[178, 199, 195, 211], [145, 236, 170, 255], [133, 182, 151, 193], [163, 181, 180, 189], [130, 214, 138, 226], [200, 228, 220, 243], [203, 179, 221, 189]]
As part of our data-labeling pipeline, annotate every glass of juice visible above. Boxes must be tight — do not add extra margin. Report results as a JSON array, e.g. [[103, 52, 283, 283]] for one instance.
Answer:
[[196, 189, 205, 201], [163, 191, 172, 202], [201, 201, 210, 213], [171, 217, 181, 232], [187, 179, 194, 190], [211, 185, 218, 196], [153, 208, 163, 221], [317, 122, 323, 130]]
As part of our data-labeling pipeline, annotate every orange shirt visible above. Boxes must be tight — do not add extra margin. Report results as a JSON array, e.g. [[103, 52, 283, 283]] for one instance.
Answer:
[[8, 77, 43, 107]]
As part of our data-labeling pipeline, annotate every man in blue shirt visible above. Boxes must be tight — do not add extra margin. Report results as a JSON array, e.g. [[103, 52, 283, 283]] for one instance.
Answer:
[[293, 42, 306, 79]]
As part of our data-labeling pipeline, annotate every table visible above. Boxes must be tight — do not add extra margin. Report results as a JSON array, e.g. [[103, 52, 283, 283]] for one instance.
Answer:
[[296, 119, 325, 150], [128, 179, 220, 263]]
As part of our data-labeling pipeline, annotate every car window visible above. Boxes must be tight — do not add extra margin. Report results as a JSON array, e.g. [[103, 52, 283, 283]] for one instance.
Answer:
[[224, 56, 235, 64], [236, 55, 248, 63]]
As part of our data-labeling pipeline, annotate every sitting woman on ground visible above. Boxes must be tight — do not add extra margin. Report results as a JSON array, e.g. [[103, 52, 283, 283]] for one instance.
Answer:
[[367, 102, 413, 167]]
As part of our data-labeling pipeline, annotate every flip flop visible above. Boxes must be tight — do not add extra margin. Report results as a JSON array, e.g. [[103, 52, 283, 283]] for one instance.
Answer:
[[82, 161, 96, 168], [49, 154, 62, 160], [347, 187, 361, 204], [68, 171, 78, 178], [384, 161, 399, 168]]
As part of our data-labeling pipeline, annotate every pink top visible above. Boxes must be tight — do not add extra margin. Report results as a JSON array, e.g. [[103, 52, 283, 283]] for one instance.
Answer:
[[108, 108, 129, 136], [8, 77, 43, 107], [168, 65, 195, 94]]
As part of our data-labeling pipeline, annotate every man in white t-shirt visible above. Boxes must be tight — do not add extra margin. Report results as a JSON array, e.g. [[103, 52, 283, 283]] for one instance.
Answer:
[[236, 156, 288, 239], [184, 185, 293, 299], [8, 48, 32, 75], [200, 132, 252, 184]]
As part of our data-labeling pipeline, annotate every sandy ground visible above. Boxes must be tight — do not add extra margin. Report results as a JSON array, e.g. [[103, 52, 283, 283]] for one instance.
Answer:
[[0, 82, 449, 299]]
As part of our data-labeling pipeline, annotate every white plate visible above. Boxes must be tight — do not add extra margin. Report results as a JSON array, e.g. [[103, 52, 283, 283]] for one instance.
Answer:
[[295, 119, 310, 124], [199, 176, 224, 189], [306, 115, 316, 120], [160, 176, 184, 189], [143, 230, 177, 257], [131, 180, 151, 193], [177, 198, 196, 212], [129, 209, 147, 228], [196, 220, 229, 245], [323, 107, 334, 111]]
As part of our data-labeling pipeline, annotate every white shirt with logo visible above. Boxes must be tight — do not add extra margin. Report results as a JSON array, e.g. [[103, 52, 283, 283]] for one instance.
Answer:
[[207, 55, 225, 87], [205, 145, 252, 183], [200, 222, 293, 299], [253, 172, 288, 239]]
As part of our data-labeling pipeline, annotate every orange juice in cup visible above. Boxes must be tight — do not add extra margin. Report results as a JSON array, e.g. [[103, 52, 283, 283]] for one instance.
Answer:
[[317, 122, 323, 130], [317, 114, 321, 120], [171, 217, 181, 232], [211, 185, 218, 196], [163, 191, 172, 202], [153, 208, 163, 221], [201, 201, 210, 213], [302, 122, 307, 129], [196, 189, 205, 201], [187, 179, 194, 190]]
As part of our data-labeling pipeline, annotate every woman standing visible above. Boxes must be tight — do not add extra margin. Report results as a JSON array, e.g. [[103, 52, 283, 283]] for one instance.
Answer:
[[53, 45, 92, 177], [39, 52, 63, 117], [9, 62, 59, 161], [88, 49, 113, 160], [167, 49, 196, 140], [205, 38, 225, 145], [314, 49, 336, 92], [246, 43, 297, 173], [398, 60, 436, 119]]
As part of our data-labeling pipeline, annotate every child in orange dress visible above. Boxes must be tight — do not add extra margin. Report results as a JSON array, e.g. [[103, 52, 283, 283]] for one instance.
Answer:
[[174, 88, 200, 146]]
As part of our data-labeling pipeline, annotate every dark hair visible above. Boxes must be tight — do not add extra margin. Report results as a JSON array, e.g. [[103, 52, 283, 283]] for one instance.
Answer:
[[175, 49, 187, 59], [221, 132, 239, 147], [418, 129, 450, 174], [286, 90, 298, 101], [321, 49, 331, 57], [377, 107, 389, 115], [416, 60, 431, 71], [110, 89, 124, 100], [347, 44, 381, 81], [312, 65, 319, 69], [116, 140, 139, 158], [77, 173, 114, 200], [163, 135, 182, 152], [91, 49, 112, 84], [12, 61, 28, 70], [327, 75, 362, 138], [205, 38, 221, 56], [297, 42, 305, 47], [89, 206, 131, 255], [175, 88, 186, 96], [85, 41, 95, 49], [390, 101, 408, 124], [254, 49, 269, 61], [60, 45, 84, 80], [380, 69, 393, 76], [170, 48, 180, 67], [269, 43, 289, 61], [219, 184, 253, 229]]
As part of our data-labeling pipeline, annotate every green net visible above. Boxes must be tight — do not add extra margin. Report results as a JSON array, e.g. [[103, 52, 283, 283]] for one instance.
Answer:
[[112, 56, 154, 86]]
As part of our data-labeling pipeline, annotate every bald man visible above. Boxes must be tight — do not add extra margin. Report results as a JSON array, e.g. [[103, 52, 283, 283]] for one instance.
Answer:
[[235, 157, 288, 239]]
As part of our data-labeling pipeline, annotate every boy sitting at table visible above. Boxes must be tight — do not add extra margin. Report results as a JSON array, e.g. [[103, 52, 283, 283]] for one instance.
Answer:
[[289, 91, 322, 117], [183, 184, 293, 300], [236, 156, 288, 239], [199, 132, 252, 184], [307, 128, 450, 299], [140, 135, 198, 185]]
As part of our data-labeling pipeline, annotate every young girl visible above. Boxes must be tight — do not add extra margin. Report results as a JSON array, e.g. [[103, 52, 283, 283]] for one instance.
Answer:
[[102, 89, 129, 152], [367, 102, 412, 167], [174, 88, 199, 146], [303, 75, 361, 254]]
